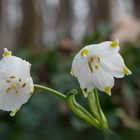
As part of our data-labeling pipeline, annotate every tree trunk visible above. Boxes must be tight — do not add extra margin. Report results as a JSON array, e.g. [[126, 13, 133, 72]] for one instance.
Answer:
[[56, 0, 73, 39], [133, 0, 140, 18], [0, 0, 2, 22], [18, 0, 43, 50], [88, 0, 110, 31]]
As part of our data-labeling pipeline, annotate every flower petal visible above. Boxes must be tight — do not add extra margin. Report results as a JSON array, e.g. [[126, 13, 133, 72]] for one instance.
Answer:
[[100, 53, 131, 78], [0, 77, 33, 112], [72, 61, 95, 91], [0, 70, 10, 92], [72, 55, 87, 76], [98, 41, 120, 52], [0, 89, 32, 111], [0, 52, 33, 112], [0, 56, 22, 75], [92, 66, 114, 95], [17, 61, 31, 80]]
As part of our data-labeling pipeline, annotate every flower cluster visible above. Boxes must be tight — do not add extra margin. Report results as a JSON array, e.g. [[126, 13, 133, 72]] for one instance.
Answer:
[[71, 41, 132, 96], [0, 48, 33, 116]]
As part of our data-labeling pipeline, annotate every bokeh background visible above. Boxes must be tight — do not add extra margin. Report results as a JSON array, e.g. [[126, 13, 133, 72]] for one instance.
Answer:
[[0, 0, 140, 140]]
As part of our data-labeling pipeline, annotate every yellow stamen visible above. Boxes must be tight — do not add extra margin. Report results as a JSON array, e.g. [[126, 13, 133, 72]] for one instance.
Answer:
[[22, 83, 26, 88], [3, 48, 11, 57], [110, 41, 119, 48], [10, 76, 15, 79], [95, 64, 99, 69], [104, 86, 111, 95], [6, 87, 11, 93], [6, 80, 11, 83], [123, 66, 131, 75], [11, 83, 17, 89], [90, 56, 93, 62], [81, 48, 88, 57], [97, 57, 100, 62], [88, 57, 93, 73]]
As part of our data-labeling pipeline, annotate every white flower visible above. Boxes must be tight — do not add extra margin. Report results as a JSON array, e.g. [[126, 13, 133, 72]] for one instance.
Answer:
[[71, 41, 132, 96], [0, 48, 34, 116]]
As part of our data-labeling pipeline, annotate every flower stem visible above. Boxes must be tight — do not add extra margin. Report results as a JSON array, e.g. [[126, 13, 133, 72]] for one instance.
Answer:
[[66, 90, 100, 129], [86, 92, 100, 121], [94, 89, 109, 132], [94, 88, 103, 121], [34, 84, 66, 99]]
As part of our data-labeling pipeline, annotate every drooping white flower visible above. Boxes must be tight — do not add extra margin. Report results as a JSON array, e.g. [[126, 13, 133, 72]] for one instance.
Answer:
[[0, 48, 34, 116], [71, 41, 132, 96]]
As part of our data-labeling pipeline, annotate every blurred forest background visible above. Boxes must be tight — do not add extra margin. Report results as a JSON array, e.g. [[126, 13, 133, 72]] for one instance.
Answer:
[[0, 0, 140, 140]]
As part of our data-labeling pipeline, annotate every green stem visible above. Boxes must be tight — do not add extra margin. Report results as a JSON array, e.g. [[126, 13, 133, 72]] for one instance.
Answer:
[[86, 92, 100, 121], [94, 88, 103, 121], [94, 89, 109, 132], [34, 84, 109, 133], [66, 90, 100, 129], [34, 84, 66, 99]]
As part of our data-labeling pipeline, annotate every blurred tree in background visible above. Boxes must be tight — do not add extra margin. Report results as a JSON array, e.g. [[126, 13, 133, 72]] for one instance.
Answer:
[[18, 0, 43, 50], [88, 0, 110, 31]]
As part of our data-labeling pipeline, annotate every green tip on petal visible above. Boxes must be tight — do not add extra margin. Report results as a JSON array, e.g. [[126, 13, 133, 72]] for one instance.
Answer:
[[70, 69, 74, 75], [104, 86, 111, 96], [9, 108, 19, 117], [123, 66, 132, 75], [29, 86, 34, 96], [31, 85, 34, 94], [110, 41, 119, 48], [3, 48, 12, 57], [81, 48, 88, 57]]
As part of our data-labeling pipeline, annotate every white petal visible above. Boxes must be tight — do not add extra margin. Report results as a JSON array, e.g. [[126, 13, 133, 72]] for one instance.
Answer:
[[72, 45, 102, 76], [92, 66, 114, 95], [17, 61, 31, 80], [72, 54, 87, 76], [100, 53, 126, 78], [98, 41, 120, 52], [73, 63, 95, 91], [83, 41, 120, 58], [0, 89, 31, 112], [0, 78, 33, 112], [72, 54, 95, 91], [22, 77, 34, 94], [77, 72, 95, 92], [0, 56, 22, 75], [0, 70, 10, 92], [0, 55, 33, 112]]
